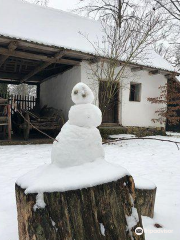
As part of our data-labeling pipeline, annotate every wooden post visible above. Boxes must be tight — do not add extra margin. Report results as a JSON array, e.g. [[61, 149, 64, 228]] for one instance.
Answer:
[[7, 104, 11, 140], [19, 94, 21, 110], [24, 95, 26, 110], [36, 84, 40, 106], [16, 175, 145, 240]]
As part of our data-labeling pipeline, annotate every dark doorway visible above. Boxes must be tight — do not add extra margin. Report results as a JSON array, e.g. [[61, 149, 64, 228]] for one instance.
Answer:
[[99, 81, 119, 124]]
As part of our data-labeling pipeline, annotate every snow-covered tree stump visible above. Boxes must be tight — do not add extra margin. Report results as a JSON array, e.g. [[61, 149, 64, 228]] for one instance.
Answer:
[[16, 83, 145, 240], [134, 178, 157, 218], [16, 175, 145, 240]]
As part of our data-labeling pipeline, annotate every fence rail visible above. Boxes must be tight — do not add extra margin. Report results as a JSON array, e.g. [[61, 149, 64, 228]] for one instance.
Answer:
[[0, 93, 37, 113]]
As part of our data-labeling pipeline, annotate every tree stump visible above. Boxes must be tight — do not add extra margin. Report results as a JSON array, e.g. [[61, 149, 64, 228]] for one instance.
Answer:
[[134, 178, 157, 218], [16, 175, 145, 240]]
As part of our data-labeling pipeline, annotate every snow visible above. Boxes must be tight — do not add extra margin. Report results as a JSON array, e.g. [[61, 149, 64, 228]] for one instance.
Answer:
[[50, 218, 58, 231], [134, 177, 156, 190], [138, 49, 176, 73], [51, 123, 105, 168], [16, 159, 128, 193], [51, 82, 104, 167], [69, 104, 102, 128], [165, 131, 180, 136], [126, 194, 139, 239], [99, 223, 106, 236], [126, 207, 139, 238], [0, 0, 176, 72], [18, 82, 128, 188], [0, 133, 180, 239], [51, 219, 56, 227], [176, 76, 180, 82], [0, 0, 103, 55], [33, 192, 46, 211], [71, 83, 94, 105]]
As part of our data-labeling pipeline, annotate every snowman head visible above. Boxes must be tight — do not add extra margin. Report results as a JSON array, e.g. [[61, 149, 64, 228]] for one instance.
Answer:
[[71, 83, 94, 104]]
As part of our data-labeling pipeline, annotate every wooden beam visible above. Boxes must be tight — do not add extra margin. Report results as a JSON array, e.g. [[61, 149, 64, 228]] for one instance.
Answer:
[[0, 46, 52, 62], [21, 51, 66, 83], [131, 67, 143, 72], [0, 72, 23, 80], [21, 62, 51, 83], [0, 71, 42, 81], [165, 73, 177, 79], [58, 58, 81, 65], [0, 55, 8, 68], [165, 74, 172, 79], [0, 36, 93, 60], [0, 36, 179, 77], [0, 78, 38, 85], [0, 41, 17, 67], [149, 70, 160, 75], [0, 47, 80, 65], [8, 41, 18, 51], [88, 57, 101, 64], [36, 84, 40, 103]]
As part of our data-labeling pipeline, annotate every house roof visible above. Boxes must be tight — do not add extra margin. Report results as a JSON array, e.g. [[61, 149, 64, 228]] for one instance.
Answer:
[[0, 0, 177, 74]]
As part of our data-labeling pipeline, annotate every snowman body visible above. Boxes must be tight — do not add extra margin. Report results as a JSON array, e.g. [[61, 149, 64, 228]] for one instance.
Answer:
[[51, 83, 105, 168]]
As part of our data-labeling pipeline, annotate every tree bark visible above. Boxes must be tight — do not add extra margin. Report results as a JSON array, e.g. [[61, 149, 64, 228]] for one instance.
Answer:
[[135, 187, 157, 218], [16, 175, 145, 240]]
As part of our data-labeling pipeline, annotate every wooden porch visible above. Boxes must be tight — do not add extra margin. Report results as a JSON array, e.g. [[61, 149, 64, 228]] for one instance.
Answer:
[[0, 36, 93, 85], [0, 35, 95, 142]]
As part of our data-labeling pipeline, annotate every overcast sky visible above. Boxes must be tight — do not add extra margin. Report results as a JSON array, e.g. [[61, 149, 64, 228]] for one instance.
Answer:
[[48, 0, 80, 12]]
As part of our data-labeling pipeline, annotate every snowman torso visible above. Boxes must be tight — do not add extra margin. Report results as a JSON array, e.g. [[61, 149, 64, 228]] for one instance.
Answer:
[[69, 103, 102, 128], [51, 83, 105, 168]]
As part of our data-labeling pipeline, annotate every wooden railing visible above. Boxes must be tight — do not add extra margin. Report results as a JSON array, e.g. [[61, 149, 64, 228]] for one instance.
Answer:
[[0, 93, 37, 113]]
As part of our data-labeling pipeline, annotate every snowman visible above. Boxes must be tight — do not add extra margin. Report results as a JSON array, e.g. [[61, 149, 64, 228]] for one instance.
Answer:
[[51, 82, 105, 168]]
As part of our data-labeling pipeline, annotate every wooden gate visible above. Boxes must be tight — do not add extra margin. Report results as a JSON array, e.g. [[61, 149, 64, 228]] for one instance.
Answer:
[[0, 93, 37, 113]]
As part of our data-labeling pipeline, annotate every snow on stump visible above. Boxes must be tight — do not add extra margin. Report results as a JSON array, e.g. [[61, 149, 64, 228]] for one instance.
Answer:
[[134, 177, 157, 218], [16, 83, 145, 240]]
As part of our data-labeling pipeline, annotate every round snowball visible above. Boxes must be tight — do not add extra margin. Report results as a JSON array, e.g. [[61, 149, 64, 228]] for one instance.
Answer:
[[69, 104, 102, 128], [71, 82, 94, 104]]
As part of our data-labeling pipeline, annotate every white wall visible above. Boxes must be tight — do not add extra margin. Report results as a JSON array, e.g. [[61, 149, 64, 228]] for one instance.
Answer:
[[40, 66, 81, 121], [121, 69, 167, 128], [40, 61, 167, 128], [81, 61, 167, 128], [80, 61, 100, 106]]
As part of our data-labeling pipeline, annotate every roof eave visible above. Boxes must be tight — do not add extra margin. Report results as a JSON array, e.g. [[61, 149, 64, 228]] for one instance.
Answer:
[[0, 34, 179, 76]]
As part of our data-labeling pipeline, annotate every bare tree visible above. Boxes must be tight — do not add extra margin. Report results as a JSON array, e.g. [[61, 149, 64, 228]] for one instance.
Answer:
[[33, 0, 49, 6], [147, 0, 180, 70], [153, 0, 180, 21], [78, 0, 137, 27], [22, 0, 49, 6], [78, 0, 169, 116], [8, 84, 36, 97]]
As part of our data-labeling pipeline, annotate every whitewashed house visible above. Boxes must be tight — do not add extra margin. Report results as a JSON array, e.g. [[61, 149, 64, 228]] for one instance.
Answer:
[[0, 0, 178, 133]]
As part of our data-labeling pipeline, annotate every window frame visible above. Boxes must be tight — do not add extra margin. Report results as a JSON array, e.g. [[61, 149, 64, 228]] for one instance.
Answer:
[[129, 82, 142, 102]]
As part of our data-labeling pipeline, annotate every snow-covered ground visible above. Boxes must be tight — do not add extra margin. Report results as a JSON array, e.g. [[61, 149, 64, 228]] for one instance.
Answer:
[[0, 133, 180, 240]]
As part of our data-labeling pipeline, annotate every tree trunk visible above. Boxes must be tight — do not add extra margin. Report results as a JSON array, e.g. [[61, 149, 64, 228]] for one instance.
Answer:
[[16, 175, 145, 240], [135, 186, 157, 218]]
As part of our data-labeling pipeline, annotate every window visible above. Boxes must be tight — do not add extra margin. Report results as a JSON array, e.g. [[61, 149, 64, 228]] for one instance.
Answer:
[[129, 83, 141, 102]]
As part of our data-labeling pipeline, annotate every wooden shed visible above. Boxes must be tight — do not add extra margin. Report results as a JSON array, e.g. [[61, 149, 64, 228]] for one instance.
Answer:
[[0, 0, 179, 136]]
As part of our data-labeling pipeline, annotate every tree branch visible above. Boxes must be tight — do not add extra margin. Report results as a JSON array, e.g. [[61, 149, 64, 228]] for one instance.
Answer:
[[105, 137, 180, 150]]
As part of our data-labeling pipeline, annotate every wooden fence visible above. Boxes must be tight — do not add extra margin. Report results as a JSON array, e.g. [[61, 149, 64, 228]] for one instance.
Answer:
[[0, 93, 37, 114]]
